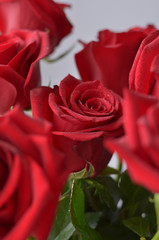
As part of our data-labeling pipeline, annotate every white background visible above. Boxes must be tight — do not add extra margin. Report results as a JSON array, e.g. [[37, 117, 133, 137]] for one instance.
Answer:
[[41, 0, 159, 86]]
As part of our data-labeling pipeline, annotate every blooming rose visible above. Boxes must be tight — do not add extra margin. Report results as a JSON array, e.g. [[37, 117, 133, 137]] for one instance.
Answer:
[[75, 25, 156, 96], [129, 30, 159, 97], [31, 74, 123, 176], [106, 90, 159, 193], [0, 107, 67, 240], [0, 0, 72, 51], [0, 29, 51, 114]]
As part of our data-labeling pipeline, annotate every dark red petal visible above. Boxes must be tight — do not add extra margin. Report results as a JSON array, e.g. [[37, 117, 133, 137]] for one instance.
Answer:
[[0, 78, 17, 114], [31, 86, 53, 121], [106, 137, 159, 193]]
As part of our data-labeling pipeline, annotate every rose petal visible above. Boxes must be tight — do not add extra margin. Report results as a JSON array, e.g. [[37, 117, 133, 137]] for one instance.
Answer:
[[0, 78, 17, 114]]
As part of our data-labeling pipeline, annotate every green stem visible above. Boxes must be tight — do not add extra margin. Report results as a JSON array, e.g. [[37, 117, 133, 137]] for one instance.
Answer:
[[152, 230, 159, 240], [44, 43, 76, 63], [140, 237, 146, 240], [116, 154, 122, 182], [152, 194, 159, 240], [154, 194, 159, 229]]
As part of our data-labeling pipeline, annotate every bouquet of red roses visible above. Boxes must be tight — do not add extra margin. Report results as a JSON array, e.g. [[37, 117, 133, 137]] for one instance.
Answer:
[[0, 1, 159, 240]]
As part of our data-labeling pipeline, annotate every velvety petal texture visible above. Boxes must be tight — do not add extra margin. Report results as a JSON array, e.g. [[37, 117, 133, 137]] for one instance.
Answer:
[[0, 107, 67, 240], [106, 90, 159, 193], [31, 75, 124, 176], [0, 29, 51, 113], [75, 25, 156, 96], [129, 30, 159, 97], [0, 0, 72, 50]]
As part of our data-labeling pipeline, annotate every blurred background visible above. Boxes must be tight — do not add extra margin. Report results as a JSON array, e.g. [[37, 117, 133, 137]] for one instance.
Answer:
[[41, 0, 159, 86]]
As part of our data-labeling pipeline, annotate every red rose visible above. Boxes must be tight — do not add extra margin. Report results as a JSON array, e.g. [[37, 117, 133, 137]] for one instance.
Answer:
[[129, 30, 159, 97], [106, 90, 159, 193], [0, 107, 67, 240], [31, 75, 123, 176], [0, 30, 51, 114], [0, 0, 72, 51], [75, 25, 156, 96]]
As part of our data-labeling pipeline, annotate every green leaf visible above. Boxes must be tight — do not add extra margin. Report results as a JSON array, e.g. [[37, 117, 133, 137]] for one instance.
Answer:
[[97, 219, 139, 240], [99, 166, 120, 176], [86, 212, 101, 229], [86, 176, 120, 211], [54, 222, 75, 240], [123, 217, 149, 237], [70, 179, 103, 240], [70, 162, 95, 180], [119, 172, 155, 237], [48, 194, 75, 240], [99, 176, 120, 207], [120, 171, 149, 207], [86, 179, 116, 211]]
